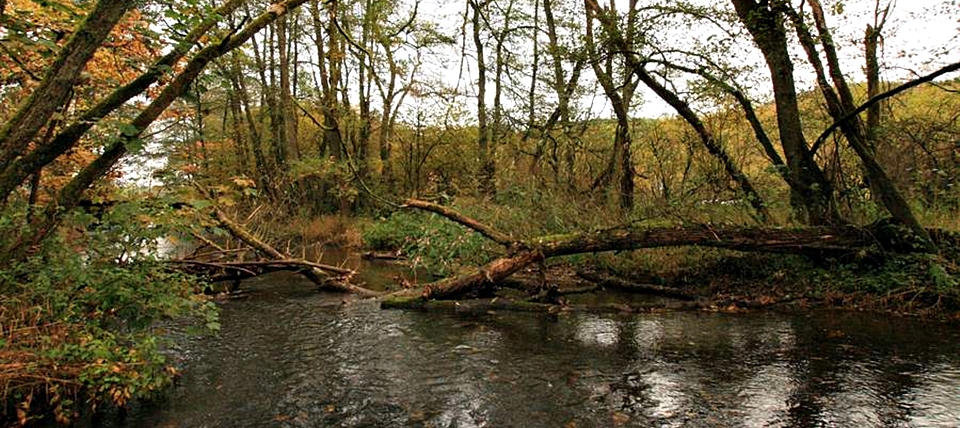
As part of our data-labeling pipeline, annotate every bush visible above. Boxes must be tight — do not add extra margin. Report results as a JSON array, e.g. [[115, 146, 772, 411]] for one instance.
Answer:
[[0, 203, 217, 425], [362, 210, 496, 276]]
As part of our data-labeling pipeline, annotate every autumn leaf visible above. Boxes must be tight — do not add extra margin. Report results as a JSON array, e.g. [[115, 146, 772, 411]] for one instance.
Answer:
[[611, 411, 631, 426]]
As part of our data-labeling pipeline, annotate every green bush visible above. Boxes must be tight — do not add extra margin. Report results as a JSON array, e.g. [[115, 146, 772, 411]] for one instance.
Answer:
[[0, 202, 217, 425], [362, 211, 427, 251], [362, 210, 496, 276], [810, 254, 958, 297]]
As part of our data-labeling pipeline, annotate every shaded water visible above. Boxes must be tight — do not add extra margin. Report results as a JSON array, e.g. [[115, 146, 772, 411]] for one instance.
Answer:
[[101, 273, 960, 428]]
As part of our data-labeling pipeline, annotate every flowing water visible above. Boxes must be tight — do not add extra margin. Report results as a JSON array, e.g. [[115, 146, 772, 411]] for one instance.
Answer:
[[93, 268, 960, 428]]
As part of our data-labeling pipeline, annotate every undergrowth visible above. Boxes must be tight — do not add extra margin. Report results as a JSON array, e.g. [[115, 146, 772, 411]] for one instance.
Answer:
[[362, 210, 496, 276], [0, 203, 217, 426]]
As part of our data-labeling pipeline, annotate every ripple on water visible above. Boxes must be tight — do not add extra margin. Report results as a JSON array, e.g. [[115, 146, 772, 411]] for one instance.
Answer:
[[88, 278, 960, 428]]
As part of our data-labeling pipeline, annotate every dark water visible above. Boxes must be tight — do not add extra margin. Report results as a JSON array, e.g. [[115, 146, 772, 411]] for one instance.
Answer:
[[100, 273, 960, 428]]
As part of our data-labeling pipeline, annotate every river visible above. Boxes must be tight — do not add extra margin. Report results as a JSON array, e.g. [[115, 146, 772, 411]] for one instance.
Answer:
[[89, 267, 960, 427]]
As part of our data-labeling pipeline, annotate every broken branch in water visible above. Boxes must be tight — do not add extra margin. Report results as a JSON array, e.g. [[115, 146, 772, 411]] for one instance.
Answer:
[[211, 207, 380, 297]]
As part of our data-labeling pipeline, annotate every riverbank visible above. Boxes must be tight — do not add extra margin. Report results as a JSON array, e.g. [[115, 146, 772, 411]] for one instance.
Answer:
[[376, 251, 960, 322], [577, 251, 960, 321], [353, 202, 960, 321]]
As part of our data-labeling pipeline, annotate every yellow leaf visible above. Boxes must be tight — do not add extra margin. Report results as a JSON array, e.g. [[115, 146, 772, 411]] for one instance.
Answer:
[[611, 411, 630, 426]]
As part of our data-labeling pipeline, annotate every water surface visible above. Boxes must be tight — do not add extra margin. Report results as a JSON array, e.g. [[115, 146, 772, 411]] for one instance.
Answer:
[[101, 273, 960, 427]]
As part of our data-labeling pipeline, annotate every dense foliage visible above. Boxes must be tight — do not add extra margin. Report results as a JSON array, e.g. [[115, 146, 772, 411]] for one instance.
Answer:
[[0, 202, 217, 424]]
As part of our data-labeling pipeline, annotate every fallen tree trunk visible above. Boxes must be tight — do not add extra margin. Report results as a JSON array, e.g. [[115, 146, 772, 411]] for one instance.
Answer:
[[383, 223, 877, 303], [576, 271, 697, 301], [533, 224, 875, 257], [380, 200, 944, 307], [387, 250, 545, 301]]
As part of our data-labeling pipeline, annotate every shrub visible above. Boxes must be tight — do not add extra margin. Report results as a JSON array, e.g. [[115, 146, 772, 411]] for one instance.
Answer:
[[362, 210, 496, 276], [0, 202, 217, 425]]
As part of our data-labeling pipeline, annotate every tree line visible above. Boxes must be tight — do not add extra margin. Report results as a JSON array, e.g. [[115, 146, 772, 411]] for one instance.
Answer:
[[1, 0, 958, 263]]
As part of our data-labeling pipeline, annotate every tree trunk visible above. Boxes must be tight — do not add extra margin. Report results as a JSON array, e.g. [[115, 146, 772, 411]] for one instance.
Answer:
[[471, 0, 496, 198], [230, 53, 272, 193], [631, 64, 770, 222], [249, 19, 281, 174], [584, 1, 636, 214], [311, 0, 351, 215], [864, 23, 882, 147], [0, 0, 314, 263], [730, 0, 839, 225], [791, 0, 931, 249], [278, 13, 298, 164], [0, 0, 246, 204]]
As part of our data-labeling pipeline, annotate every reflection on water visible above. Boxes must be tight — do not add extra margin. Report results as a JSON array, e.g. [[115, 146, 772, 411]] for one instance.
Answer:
[[95, 274, 960, 428]]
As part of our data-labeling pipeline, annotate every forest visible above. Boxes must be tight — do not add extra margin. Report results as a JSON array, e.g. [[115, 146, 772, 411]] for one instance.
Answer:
[[1, 0, 959, 424]]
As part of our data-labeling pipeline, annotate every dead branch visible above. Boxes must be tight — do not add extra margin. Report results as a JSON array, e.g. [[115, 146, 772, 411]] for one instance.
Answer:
[[216, 258, 355, 276], [212, 208, 380, 297], [576, 271, 696, 301], [167, 259, 259, 277], [403, 199, 515, 246]]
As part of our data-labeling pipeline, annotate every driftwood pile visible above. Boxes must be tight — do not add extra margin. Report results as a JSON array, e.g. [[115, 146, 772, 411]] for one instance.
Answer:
[[169, 207, 378, 297]]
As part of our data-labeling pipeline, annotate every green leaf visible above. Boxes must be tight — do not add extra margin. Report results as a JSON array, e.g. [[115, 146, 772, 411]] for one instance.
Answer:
[[189, 200, 212, 209], [125, 137, 146, 153], [119, 124, 140, 137]]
